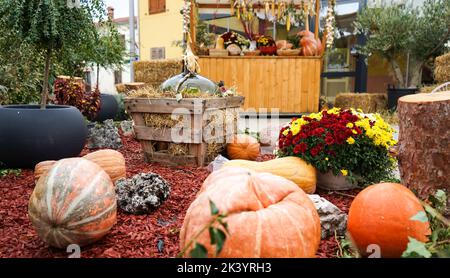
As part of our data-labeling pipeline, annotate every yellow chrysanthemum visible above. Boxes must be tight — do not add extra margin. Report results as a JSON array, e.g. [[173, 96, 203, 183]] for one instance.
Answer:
[[340, 169, 348, 176], [346, 123, 354, 129], [282, 129, 289, 136], [291, 125, 301, 136], [346, 137, 355, 145]]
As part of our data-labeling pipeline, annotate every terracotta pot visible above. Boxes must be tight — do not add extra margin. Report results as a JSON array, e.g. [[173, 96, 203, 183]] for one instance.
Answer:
[[317, 171, 359, 190]]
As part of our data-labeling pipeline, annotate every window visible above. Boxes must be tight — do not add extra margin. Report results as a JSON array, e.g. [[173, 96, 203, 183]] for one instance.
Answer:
[[148, 0, 166, 15], [114, 70, 122, 84], [151, 47, 165, 60]]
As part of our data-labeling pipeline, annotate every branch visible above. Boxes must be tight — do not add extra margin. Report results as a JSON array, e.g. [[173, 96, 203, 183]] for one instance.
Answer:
[[425, 26, 450, 59]]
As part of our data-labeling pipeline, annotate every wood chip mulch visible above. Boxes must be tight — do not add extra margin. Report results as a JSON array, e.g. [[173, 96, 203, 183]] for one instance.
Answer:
[[0, 135, 357, 258]]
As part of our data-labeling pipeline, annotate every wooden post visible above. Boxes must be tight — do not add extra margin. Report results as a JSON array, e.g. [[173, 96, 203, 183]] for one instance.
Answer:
[[397, 92, 450, 207], [314, 0, 320, 39]]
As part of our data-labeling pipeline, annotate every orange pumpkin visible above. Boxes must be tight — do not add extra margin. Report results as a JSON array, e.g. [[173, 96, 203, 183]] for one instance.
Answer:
[[180, 167, 321, 258], [83, 150, 126, 183], [33, 149, 126, 183], [226, 134, 261, 160], [28, 158, 117, 249], [347, 183, 430, 258], [34, 160, 57, 182], [299, 30, 322, 56]]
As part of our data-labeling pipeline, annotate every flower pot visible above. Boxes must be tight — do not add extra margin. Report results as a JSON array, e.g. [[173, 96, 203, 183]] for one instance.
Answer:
[[387, 86, 418, 110], [93, 93, 119, 122], [0, 105, 87, 168], [317, 171, 359, 191], [258, 45, 278, 56]]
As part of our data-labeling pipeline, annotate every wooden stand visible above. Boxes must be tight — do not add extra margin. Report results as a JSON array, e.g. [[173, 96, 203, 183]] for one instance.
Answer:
[[124, 96, 244, 167], [397, 92, 450, 202]]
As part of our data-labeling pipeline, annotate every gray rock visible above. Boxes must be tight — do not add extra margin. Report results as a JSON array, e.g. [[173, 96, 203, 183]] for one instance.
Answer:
[[87, 119, 122, 149], [120, 120, 134, 137], [116, 173, 170, 214], [308, 194, 348, 239]]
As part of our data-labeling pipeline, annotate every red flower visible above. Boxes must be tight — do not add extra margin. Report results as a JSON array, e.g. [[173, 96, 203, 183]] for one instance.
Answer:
[[312, 127, 325, 136], [294, 142, 308, 154], [325, 134, 335, 145], [310, 144, 323, 157]]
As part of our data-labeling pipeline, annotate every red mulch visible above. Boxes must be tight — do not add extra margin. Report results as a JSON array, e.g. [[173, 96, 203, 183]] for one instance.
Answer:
[[0, 135, 358, 258]]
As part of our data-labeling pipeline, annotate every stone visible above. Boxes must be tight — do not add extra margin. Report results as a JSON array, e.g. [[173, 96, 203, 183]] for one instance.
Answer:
[[87, 119, 122, 149], [120, 120, 134, 137], [308, 194, 348, 239], [116, 173, 170, 214]]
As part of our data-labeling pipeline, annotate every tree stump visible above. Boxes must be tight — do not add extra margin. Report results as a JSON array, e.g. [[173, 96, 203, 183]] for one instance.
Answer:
[[397, 92, 450, 205]]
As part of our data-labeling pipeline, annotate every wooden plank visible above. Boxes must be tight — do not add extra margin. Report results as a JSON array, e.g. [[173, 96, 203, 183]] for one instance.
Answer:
[[281, 59, 290, 113], [125, 98, 204, 114], [134, 125, 202, 144]]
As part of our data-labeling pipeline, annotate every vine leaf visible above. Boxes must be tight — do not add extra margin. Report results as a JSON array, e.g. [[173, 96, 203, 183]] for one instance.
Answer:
[[410, 211, 428, 223], [189, 243, 208, 258], [402, 237, 432, 258], [209, 199, 219, 215]]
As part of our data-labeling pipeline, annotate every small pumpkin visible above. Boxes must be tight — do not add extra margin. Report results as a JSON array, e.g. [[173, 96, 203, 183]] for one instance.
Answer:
[[299, 30, 322, 57], [223, 157, 316, 194], [347, 183, 431, 258], [28, 158, 117, 249], [180, 167, 321, 258], [33, 149, 126, 183], [226, 134, 260, 160], [34, 160, 57, 182], [83, 150, 126, 183]]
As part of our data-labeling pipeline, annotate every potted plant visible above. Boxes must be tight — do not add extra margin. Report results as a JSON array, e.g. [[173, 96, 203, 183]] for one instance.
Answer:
[[277, 108, 397, 190], [256, 35, 277, 56], [0, 0, 106, 168], [354, 0, 450, 109]]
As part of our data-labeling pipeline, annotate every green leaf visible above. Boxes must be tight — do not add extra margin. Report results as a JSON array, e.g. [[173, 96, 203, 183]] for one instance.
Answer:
[[189, 243, 208, 258], [410, 211, 429, 223], [209, 200, 219, 216], [209, 227, 216, 245], [213, 229, 227, 256], [402, 237, 432, 258]]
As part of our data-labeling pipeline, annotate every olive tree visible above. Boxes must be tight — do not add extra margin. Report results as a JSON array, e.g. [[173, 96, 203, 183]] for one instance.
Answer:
[[0, 0, 106, 108], [354, 0, 450, 88]]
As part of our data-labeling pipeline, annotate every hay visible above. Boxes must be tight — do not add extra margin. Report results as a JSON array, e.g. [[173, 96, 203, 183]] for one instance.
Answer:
[[128, 86, 215, 99], [134, 59, 183, 88], [334, 93, 387, 113], [434, 52, 450, 83], [115, 83, 127, 93], [419, 84, 439, 93], [144, 114, 182, 128], [168, 143, 189, 156]]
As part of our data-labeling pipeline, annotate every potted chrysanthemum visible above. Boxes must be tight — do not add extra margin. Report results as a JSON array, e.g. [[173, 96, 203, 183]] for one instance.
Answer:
[[277, 108, 398, 190]]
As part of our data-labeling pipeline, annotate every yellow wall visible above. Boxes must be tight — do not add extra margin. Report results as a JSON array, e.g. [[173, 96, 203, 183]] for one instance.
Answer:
[[138, 0, 184, 60]]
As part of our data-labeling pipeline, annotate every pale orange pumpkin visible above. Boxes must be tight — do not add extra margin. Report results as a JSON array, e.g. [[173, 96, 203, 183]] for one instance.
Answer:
[[28, 158, 117, 249], [34, 160, 57, 182], [180, 167, 321, 258], [83, 150, 126, 183], [226, 134, 260, 160], [347, 183, 431, 258], [33, 149, 126, 183], [299, 30, 322, 57]]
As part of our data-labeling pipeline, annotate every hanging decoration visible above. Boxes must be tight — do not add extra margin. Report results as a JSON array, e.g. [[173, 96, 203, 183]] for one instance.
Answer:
[[325, 0, 336, 49]]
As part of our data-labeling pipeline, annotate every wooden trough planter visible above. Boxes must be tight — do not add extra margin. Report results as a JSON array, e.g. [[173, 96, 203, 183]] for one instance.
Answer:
[[124, 96, 244, 167]]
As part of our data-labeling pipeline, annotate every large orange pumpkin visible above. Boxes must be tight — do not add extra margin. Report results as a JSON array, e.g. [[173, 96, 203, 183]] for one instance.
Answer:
[[28, 158, 117, 249], [299, 30, 322, 56], [180, 167, 321, 258], [226, 134, 261, 160], [347, 183, 430, 258], [34, 160, 57, 182]]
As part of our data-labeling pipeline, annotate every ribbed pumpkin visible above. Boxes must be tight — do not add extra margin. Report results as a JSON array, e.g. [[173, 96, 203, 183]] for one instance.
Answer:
[[180, 167, 321, 258], [226, 134, 260, 160], [33, 149, 126, 183], [34, 160, 57, 182], [223, 157, 317, 194], [347, 183, 430, 258], [83, 150, 126, 183], [299, 30, 322, 56], [28, 158, 117, 249]]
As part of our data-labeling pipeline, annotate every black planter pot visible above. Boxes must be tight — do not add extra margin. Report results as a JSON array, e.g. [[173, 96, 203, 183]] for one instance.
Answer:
[[0, 105, 87, 168], [387, 86, 418, 110], [93, 93, 119, 122]]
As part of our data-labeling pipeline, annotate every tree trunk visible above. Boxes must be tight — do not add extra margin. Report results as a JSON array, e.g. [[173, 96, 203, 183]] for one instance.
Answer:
[[390, 59, 405, 88], [96, 64, 100, 89], [397, 92, 450, 207], [40, 49, 52, 109], [407, 59, 423, 88]]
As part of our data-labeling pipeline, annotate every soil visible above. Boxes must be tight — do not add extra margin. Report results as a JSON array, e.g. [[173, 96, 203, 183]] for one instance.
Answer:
[[0, 134, 357, 258]]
